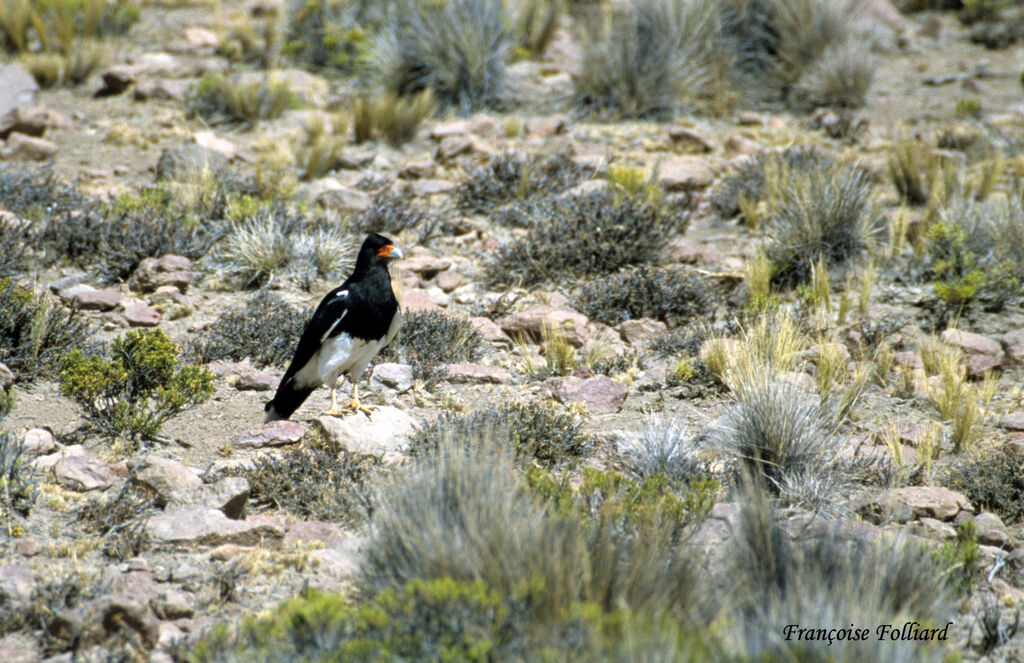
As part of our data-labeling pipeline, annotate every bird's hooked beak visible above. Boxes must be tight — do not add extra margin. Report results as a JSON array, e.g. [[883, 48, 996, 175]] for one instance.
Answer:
[[377, 244, 404, 260]]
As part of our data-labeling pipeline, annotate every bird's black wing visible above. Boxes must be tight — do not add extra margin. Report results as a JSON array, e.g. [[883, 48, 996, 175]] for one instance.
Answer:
[[278, 286, 352, 389]]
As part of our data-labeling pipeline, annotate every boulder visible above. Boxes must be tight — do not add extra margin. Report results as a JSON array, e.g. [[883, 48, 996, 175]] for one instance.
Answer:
[[311, 406, 415, 455], [499, 306, 590, 347], [145, 508, 284, 547]]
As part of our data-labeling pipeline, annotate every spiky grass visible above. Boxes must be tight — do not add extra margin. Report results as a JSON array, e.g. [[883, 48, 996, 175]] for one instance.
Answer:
[[219, 213, 293, 287], [351, 89, 435, 146], [624, 416, 713, 484], [787, 38, 875, 111], [186, 72, 299, 128]]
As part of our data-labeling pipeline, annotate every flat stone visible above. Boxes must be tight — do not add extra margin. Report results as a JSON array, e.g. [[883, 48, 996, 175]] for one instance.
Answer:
[[150, 590, 194, 620], [724, 134, 760, 157], [193, 130, 236, 160], [965, 353, 1002, 379], [909, 517, 956, 541], [132, 52, 181, 77], [1002, 328, 1024, 365], [71, 287, 121, 311], [167, 475, 249, 519], [974, 512, 1012, 548], [14, 538, 41, 557], [401, 289, 442, 312], [121, 302, 161, 327], [49, 275, 85, 296], [668, 126, 715, 152], [370, 363, 414, 394], [133, 78, 188, 101], [184, 27, 219, 49], [232, 369, 277, 392], [6, 132, 57, 160], [940, 328, 1001, 356], [618, 318, 668, 345], [399, 160, 435, 178], [410, 179, 458, 197], [311, 406, 415, 455], [865, 486, 972, 523], [53, 454, 118, 492], [657, 155, 714, 190], [469, 316, 512, 346], [444, 362, 513, 384], [132, 456, 202, 500], [21, 428, 56, 457], [31, 444, 85, 473], [129, 255, 193, 293], [548, 376, 627, 414], [234, 420, 305, 448], [1000, 412, 1024, 432], [499, 306, 590, 347], [401, 255, 451, 279], [284, 520, 349, 548], [1, 106, 68, 138], [145, 508, 284, 547], [313, 183, 371, 211], [435, 270, 464, 293], [0, 564, 34, 603]]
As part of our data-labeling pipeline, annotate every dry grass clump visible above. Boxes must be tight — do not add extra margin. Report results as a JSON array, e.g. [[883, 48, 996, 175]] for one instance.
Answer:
[[786, 38, 875, 112], [378, 310, 484, 382], [458, 150, 587, 214], [0, 279, 91, 381], [371, 0, 512, 113], [711, 145, 834, 219], [282, 0, 376, 72], [185, 73, 300, 128], [509, 0, 561, 58], [20, 40, 105, 88], [186, 292, 312, 368], [348, 192, 440, 242], [624, 416, 714, 485], [0, 426, 38, 522], [351, 89, 435, 146], [489, 190, 687, 286], [943, 445, 1024, 524], [575, 266, 715, 326]]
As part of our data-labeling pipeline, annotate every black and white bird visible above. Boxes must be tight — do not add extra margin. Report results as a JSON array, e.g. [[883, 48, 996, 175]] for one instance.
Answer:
[[265, 233, 403, 422]]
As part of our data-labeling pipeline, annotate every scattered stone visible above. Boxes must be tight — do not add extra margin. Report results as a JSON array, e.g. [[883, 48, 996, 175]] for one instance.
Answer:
[[97, 67, 135, 96], [133, 79, 188, 101], [132, 456, 203, 501], [402, 254, 451, 279], [311, 406, 415, 455], [370, 363, 414, 394], [49, 275, 85, 296], [657, 155, 714, 190], [21, 428, 56, 457], [31, 444, 85, 473], [892, 351, 923, 370], [167, 475, 249, 519], [232, 369, 277, 392], [444, 362, 513, 384], [53, 454, 118, 492], [399, 160, 435, 178], [469, 317, 513, 346], [499, 306, 590, 347], [155, 144, 229, 183], [194, 130, 237, 160], [0, 633, 37, 663], [184, 27, 220, 49], [146, 508, 284, 547], [737, 111, 764, 125], [312, 182, 372, 212], [131, 52, 180, 77], [410, 179, 458, 197], [723, 134, 760, 157], [14, 538, 42, 557], [861, 486, 972, 523], [0, 564, 35, 603], [150, 590, 194, 620], [973, 512, 1012, 548], [668, 126, 715, 152], [0, 362, 12, 390], [548, 376, 627, 414], [68, 286, 121, 311], [435, 270, 464, 292], [121, 301, 161, 327], [999, 412, 1024, 432], [401, 289, 442, 312], [284, 520, 348, 548], [48, 594, 158, 650], [940, 328, 1001, 356], [965, 353, 1002, 379], [0, 65, 39, 138], [201, 457, 257, 482], [435, 135, 474, 161], [909, 517, 956, 541], [234, 420, 305, 449], [130, 255, 193, 294], [617, 318, 668, 345], [6, 132, 57, 160], [664, 238, 718, 264]]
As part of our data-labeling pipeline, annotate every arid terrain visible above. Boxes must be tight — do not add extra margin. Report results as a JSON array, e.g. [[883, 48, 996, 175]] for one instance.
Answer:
[[2, 0, 1024, 661]]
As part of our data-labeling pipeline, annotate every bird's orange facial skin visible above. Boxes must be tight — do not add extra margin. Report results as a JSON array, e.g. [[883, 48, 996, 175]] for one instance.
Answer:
[[376, 245, 394, 258]]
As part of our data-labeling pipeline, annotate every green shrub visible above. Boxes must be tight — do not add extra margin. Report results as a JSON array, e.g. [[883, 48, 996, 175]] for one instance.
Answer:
[[59, 329, 214, 446], [944, 445, 1024, 524], [282, 0, 375, 71], [0, 429, 38, 521], [576, 266, 714, 326], [458, 151, 586, 214], [378, 310, 483, 382], [408, 400, 589, 467], [351, 89, 435, 146], [931, 520, 981, 596], [371, 0, 512, 113], [185, 72, 300, 128], [0, 279, 91, 381], [186, 292, 312, 368], [0, 0, 138, 55], [489, 190, 687, 287], [238, 447, 378, 523], [574, 0, 725, 118]]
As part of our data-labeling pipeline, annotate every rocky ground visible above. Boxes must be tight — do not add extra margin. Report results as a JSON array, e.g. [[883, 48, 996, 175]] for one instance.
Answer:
[[2, 0, 1024, 661]]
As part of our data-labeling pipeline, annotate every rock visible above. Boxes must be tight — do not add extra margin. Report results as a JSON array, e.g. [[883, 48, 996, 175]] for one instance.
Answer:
[[1002, 328, 1024, 365], [48, 594, 158, 649], [469, 316, 512, 346], [668, 126, 715, 152], [234, 420, 305, 448], [999, 412, 1024, 432], [618, 318, 668, 345], [409, 179, 458, 197], [737, 111, 764, 126], [121, 301, 161, 327], [54, 455, 118, 492], [98, 67, 135, 96], [6, 132, 57, 160], [0, 65, 39, 138], [131, 52, 181, 77], [435, 135, 474, 161], [861, 486, 972, 523], [0, 564, 35, 603], [14, 538, 41, 557], [232, 369, 277, 392], [400, 289, 442, 312], [21, 428, 57, 457], [208, 543, 253, 560], [0, 362, 12, 390], [444, 363, 513, 384], [399, 160, 435, 178], [940, 328, 1001, 356], [1, 106, 69, 138], [145, 508, 284, 547], [548, 376, 627, 414], [312, 182, 372, 211], [435, 270, 464, 293], [31, 444, 85, 473], [167, 475, 249, 519], [664, 238, 718, 264], [311, 406, 415, 455], [965, 353, 1002, 379], [370, 363, 414, 394], [723, 135, 760, 158], [132, 456, 203, 501], [499, 306, 590, 347], [0, 633, 38, 663], [657, 155, 714, 190], [133, 78, 187, 101], [909, 517, 956, 541], [150, 590, 194, 620], [69, 286, 121, 311], [155, 144, 229, 183], [50, 275, 85, 295], [973, 512, 1012, 548], [402, 254, 451, 279], [194, 130, 237, 160], [184, 27, 219, 49], [284, 520, 349, 548], [130, 255, 193, 294]]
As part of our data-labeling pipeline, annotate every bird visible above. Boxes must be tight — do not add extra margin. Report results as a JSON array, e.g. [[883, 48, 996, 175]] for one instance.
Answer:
[[265, 233, 403, 422]]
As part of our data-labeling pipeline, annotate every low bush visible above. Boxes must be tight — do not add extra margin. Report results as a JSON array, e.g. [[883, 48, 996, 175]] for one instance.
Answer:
[[351, 89, 435, 146], [711, 145, 834, 219], [943, 445, 1024, 524], [185, 72, 300, 128], [409, 399, 589, 467], [624, 416, 715, 485], [0, 429, 38, 521], [457, 150, 586, 214], [348, 192, 440, 242], [186, 292, 312, 368], [282, 0, 375, 72], [786, 38, 875, 111], [59, 329, 214, 447], [378, 310, 483, 382], [239, 447, 378, 523], [0, 165, 86, 222], [0, 279, 91, 381], [73, 481, 156, 560], [576, 266, 714, 326], [489, 190, 687, 287]]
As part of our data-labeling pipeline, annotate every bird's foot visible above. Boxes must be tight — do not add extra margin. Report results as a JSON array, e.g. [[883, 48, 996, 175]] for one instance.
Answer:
[[323, 398, 374, 418]]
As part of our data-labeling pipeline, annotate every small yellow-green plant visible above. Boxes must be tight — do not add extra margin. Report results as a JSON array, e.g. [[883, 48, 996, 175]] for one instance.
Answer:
[[607, 165, 661, 205], [955, 97, 982, 119], [932, 520, 980, 596], [352, 89, 435, 146], [60, 329, 214, 446]]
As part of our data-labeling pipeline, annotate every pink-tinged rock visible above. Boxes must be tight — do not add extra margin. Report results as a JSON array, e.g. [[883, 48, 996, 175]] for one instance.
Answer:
[[233, 369, 277, 392], [525, 114, 568, 139], [401, 289, 441, 312], [668, 126, 715, 153], [429, 120, 473, 139], [150, 589, 194, 620], [284, 520, 349, 547], [234, 420, 305, 448], [145, 507, 284, 547], [664, 238, 718, 264], [14, 538, 41, 557], [973, 512, 1012, 548], [435, 135, 473, 161], [499, 306, 590, 347], [0, 65, 39, 136], [965, 353, 1002, 379], [469, 316, 513, 346], [940, 328, 1001, 356], [737, 111, 764, 126], [133, 79, 187, 101], [1000, 412, 1024, 432], [132, 456, 202, 499], [410, 179, 458, 197], [399, 160, 435, 178], [0, 361, 13, 390], [0, 564, 34, 602], [885, 486, 972, 521], [724, 135, 760, 158], [549, 376, 627, 414], [371, 362, 414, 393], [121, 302, 161, 327], [1, 106, 69, 138], [206, 358, 253, 377], [782, 371, 816, 392], [892, 351, 923, 369], [1002, 328, 1024, 364], [71, 287, 121, 311], [184, 27, 219, 49], [6, 132, 56, 160], [435, 270, 465, 293], [130, 255, 193, 293], [444, 363, 513, 384], [194, 130, 236, 160], [618, 318, 667, 345], [657, 155, 714, 191], [21, 428, 57, 457], [401, 254, 451, 278], [54, 455, 118, 491]]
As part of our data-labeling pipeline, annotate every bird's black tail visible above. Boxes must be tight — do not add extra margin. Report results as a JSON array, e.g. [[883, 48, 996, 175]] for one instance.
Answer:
[[264, 383, 316, 422]]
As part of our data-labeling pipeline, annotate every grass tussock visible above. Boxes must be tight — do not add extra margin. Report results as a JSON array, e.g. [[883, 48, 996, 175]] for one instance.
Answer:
[[711, 145, 835, 220], [458, 150, 587, 214], [944, 445, 1024, 525], [489, 190, 687, 287], [0, 428, 38, 522], [786, 38, 875, 112], [0, 0, 137, 56], [0, 279, 91, 381], [576, 266, 715, 326], [378, 310, 483, 383], [351, 89, 435, 146], [186, 292, 312, 368], [185, 72, 300, 128]]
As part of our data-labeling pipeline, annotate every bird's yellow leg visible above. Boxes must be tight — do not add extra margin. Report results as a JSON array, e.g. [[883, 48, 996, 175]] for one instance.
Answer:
[[323, 382, 374, 417]]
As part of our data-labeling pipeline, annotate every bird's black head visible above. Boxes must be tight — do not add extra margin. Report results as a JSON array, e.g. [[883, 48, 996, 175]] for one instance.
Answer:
[[356, 233, 404, 269]]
